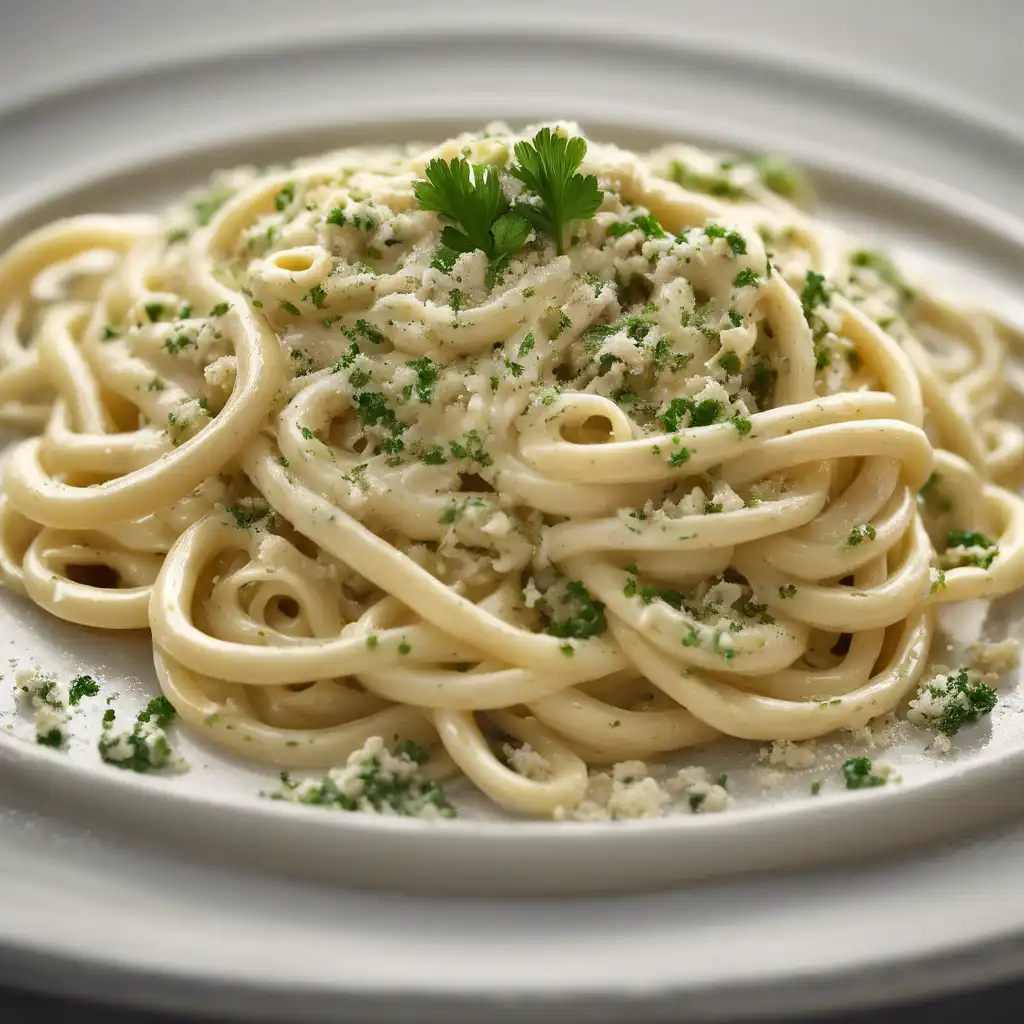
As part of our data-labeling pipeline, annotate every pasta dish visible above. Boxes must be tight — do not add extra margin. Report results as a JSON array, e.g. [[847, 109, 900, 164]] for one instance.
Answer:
[[1, 123, 1022, 819]]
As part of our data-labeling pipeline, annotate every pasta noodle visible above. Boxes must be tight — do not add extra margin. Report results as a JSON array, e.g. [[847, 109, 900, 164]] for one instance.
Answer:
[[1, 122, 1023, 817]]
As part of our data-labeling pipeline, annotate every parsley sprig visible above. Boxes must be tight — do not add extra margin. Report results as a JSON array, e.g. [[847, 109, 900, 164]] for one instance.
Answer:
[[413, 129, 604, 274], [510, 128, 603, 255], [414, 158, 531, 281]]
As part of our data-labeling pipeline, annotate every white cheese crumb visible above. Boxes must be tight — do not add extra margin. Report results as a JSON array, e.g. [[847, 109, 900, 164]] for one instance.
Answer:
[[969, 638, 1020, 677], [563, 760, 735, 820], [710, 480, 745, 514], [758, 738, 817, 769], [204, 355, 237, 392], [665, 765, 735, 813], [16, 666, 69, 747], [503, 742, 551, 781], [754, 767, 784, 790], [844, 714, 899, 750], [522, 577, 543, 609]]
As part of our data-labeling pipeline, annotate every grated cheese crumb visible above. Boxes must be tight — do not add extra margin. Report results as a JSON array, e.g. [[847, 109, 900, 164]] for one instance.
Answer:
[[758, 738, 817, 769], [503, 741, 552, 781], [969, 638, 1020, 678]]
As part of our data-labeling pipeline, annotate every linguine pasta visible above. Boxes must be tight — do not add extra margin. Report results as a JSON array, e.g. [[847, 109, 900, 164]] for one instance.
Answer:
[[1, 122, 1022, 817]]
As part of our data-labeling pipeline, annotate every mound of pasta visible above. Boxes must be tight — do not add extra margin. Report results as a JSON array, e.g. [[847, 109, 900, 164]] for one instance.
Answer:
[[1, 122, 1023, 818]]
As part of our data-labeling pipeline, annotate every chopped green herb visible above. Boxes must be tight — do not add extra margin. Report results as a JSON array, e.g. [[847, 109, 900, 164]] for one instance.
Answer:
[[68, 675, 100, 705], [99, 696, 180, 773], [545, 580, 607, 640], [191, 189, 232, 227], [800, 270, 829, 316], [945, 530, 998, 569], [448, 430, 491, 466], [704, 223, 746, 256], [274, 183, 295, 211], [752, 154, 809, 200], [341, 319, 386, 346], [226, 504, 271, 529], [842, 756, 887, 790], [846, 523, 877, 547], [405, 357, 440, 403], [850, 249, 914, 304], [667, 160, 745, 199], [660, 396, 722, 431], [917, 666, 997, 737], [718, 350, 741, 376]]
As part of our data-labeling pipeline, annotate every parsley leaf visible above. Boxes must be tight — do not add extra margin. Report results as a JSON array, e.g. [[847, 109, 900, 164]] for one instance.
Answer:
[[413, 157, 531, 274], [509, 128, 603, 254]]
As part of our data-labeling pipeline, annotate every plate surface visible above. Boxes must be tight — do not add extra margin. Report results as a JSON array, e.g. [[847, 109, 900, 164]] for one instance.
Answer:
[[3, 7, 1024, 1021]]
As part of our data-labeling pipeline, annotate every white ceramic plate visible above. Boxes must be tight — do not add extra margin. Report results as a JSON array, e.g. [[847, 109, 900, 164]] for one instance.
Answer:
[[3, 6, 1024, 1021]]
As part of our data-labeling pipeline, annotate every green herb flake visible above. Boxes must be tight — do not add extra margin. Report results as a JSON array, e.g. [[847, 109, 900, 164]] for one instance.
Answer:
[[800, 270, 830, 317], [841, 756, 887, 790], [275, 183, 295, 211], [545, 580, 607, 640], [68, 675, 100, 705], [846, 523, 877, 547]]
